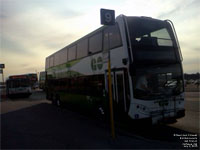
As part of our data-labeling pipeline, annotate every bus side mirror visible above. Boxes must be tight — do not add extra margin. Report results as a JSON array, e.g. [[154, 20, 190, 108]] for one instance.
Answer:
[[129, 63, 136, 76]]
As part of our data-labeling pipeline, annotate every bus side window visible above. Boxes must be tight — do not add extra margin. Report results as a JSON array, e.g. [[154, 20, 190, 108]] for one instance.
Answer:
[[68, 45, 77, 61], [49, 56, 54, 67], [103, 23, 122, 51], [60, 48, 68, 64], [45, 57, 50, 69], [89, 32, 103, 54], [77, 38, 88, 58], [54, 52, 60, 66]]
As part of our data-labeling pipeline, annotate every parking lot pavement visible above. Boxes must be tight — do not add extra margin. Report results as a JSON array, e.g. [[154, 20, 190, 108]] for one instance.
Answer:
[[1, 91, 199, 149], [1, 102, 188, 149], [169, 92, 199, 134], [0, 90, 49, 114]]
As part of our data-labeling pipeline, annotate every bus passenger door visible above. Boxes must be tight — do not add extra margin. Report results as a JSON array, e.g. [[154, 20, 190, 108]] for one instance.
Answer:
[[114, 71, 127, 115], [105, 69, 129, 120]]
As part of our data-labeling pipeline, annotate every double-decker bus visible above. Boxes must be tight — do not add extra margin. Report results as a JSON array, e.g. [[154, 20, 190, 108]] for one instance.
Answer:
[[6, 74, 32, 98], [45, 15, 185, 124]]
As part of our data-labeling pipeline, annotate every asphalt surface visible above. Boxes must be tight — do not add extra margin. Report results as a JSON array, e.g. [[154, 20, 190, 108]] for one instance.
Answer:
[[0, 90, 199, 149], [169, 92, 199, 134]]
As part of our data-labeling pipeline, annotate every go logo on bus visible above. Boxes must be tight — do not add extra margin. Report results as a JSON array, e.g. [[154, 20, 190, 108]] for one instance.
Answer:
[[91, 57, 103, 71]]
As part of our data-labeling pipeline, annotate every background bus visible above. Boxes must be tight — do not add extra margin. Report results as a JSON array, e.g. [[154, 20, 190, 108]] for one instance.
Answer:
[[6, 74, 32, 98], [45, 15, 185, 124], [39, 71, 46, 90]]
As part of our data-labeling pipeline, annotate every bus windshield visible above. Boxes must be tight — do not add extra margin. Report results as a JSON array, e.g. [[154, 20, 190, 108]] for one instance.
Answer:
[[8, 79, 30, 88], [133, 63, 184, 100], [127, 17, 179, 63]]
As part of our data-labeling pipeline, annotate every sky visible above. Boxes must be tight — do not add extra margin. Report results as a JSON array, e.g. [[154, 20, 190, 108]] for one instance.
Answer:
[[0, 0, 200, 81]]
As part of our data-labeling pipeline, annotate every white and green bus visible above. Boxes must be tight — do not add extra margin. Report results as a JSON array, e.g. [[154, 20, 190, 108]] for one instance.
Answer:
[[45, 15, 185, 124]]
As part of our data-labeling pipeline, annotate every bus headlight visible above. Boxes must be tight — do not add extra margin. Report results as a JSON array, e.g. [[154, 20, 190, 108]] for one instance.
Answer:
[[136, 104, 148, 113]]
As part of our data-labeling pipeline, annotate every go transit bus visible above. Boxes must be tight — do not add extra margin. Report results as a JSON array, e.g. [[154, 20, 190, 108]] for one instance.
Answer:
[[6, 74, 32, 98], [45, 15, 185, 124]]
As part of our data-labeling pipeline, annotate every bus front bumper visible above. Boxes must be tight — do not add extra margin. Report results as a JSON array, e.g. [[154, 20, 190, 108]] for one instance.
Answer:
[[151, 109, 185, 124]]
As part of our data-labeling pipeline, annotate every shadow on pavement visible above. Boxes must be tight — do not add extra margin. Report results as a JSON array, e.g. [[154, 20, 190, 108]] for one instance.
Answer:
[[1, 103, 198, 149]]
